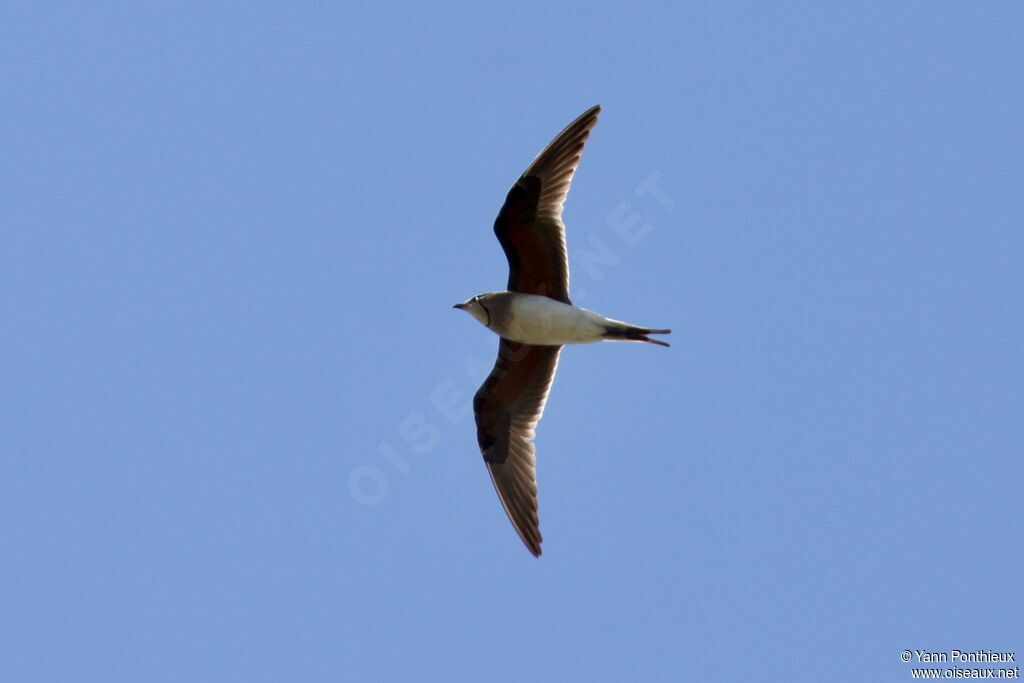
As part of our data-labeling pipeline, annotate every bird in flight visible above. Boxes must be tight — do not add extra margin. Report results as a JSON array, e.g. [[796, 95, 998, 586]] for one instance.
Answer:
[[454, 105, 670, 557]]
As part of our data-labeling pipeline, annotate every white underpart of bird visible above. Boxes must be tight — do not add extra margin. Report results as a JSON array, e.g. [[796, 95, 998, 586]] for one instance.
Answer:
[[454, 104, 670, 557]]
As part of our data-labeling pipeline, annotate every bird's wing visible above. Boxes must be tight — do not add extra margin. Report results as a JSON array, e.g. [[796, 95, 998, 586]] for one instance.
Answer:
[[473, 339, 562, 557], [493, 105, 601, 305]]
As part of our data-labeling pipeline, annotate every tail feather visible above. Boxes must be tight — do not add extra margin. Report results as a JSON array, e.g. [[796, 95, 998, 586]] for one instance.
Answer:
[[602, 322, 672, 348]]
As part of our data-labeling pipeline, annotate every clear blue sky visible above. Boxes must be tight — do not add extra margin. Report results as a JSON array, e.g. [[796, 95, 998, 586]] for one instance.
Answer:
[[3, 3, 1021, 681]]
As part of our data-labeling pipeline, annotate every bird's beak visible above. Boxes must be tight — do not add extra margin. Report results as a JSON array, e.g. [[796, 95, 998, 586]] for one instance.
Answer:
[[453, 303, 466, 310]]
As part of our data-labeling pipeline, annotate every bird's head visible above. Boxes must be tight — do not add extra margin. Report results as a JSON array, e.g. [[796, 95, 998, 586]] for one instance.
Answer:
[[453, 295, 491, 327]]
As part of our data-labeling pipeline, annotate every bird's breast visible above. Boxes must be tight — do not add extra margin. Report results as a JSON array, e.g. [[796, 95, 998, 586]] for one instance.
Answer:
[[494, 294, 606, 345]]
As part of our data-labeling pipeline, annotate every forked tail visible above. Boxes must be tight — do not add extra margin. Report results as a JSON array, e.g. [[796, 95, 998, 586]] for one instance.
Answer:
[[602, 322, 672, 348]]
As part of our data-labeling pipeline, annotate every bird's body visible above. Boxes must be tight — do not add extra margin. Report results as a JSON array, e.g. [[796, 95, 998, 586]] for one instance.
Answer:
[[454, 105, 670, 556], [459, 291, 657, 346]]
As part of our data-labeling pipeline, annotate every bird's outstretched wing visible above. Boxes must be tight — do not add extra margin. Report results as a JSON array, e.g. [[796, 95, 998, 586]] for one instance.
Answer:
[[493, 105, 601, 305], [473, 339, 562, 557]]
